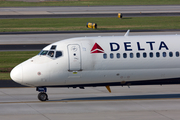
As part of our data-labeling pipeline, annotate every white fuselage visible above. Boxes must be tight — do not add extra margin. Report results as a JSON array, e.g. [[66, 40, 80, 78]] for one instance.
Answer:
[[10, 35, 180, 87]]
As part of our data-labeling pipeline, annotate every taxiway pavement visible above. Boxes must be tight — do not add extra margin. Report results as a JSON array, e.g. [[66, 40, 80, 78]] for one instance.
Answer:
[[0, 85, 180, 120], [1, 5, 180, 18], [0, 31, 180, 45], [1, 5, 180, 15]]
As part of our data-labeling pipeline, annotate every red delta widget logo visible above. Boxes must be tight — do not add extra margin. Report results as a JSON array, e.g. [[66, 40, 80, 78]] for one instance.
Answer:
[[91, 43, 104, 53]]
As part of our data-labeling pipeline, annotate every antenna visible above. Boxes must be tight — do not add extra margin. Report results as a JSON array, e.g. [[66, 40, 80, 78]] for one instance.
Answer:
[[124, 29, 130, 36]]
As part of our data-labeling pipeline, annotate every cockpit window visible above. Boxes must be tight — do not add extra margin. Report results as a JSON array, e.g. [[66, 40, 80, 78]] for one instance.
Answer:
[[51, 45, 57, 50], [48, 51, 54, 57], [56, 51, 62, 58], [39, 49, 62, 59], [39, 51, 48, 55]]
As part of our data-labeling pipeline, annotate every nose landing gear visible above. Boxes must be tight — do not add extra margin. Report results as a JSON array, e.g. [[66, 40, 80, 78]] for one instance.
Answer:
[[38, 92, 48, 101], [36, 87, 48, 101]]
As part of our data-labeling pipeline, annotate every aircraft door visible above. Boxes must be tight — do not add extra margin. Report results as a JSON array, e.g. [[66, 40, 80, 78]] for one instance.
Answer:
[[67, 44, 82, 71]]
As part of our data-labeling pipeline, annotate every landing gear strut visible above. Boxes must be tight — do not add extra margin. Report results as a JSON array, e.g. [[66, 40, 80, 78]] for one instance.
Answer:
[[36, 87, 48, 101]]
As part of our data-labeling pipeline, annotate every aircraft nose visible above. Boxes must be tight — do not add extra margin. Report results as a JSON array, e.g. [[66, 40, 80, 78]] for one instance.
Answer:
[[10, 64, 23, 84]]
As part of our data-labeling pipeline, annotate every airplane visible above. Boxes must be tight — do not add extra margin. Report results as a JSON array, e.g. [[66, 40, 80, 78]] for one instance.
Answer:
[[10, 30, 180, 101]]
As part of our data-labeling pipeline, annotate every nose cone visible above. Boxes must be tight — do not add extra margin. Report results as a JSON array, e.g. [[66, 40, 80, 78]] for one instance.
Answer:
[[10, 64, 23, 84]]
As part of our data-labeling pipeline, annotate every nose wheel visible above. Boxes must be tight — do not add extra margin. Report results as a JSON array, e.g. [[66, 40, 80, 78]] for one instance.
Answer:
[[36, 87, 48, 101], [38, 92, 48, 101]]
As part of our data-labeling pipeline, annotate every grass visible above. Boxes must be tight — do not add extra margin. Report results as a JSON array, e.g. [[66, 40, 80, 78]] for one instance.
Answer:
[[0, 73, 11, 80], [0, 0, 180, 7], [0, 51, 39, 80], [0, 16, 180, 32], [0, 51, 39, 68]]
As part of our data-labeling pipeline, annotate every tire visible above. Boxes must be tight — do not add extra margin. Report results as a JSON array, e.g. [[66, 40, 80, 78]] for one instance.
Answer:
[[38, 93, 48, 101]]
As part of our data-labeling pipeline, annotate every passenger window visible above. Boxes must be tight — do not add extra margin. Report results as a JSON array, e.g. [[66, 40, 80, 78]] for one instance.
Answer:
[[130, 53, 133, 58], [103, 53, 107, 59], [116, 53, 120, 58], [163, 52, 166, 57], [169, 52, 173, 57], [110, 53, 114, 59], [176, 51, 179, 57], [55, 51, 62, 58], [143, 52, 147, 58], [136, 53, 140, 58], [48, 51, 54, 57], [123, 53, 127, 58], [40, 51, 48, 55], [149, 52, 153, 58], [156, 52, 160, 57]]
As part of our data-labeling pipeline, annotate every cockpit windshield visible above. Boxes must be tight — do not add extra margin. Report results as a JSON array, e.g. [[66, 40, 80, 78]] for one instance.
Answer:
[[38, 50, 48, 55], [38, 45, 62, 59], [38, 50, 62, 59]]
